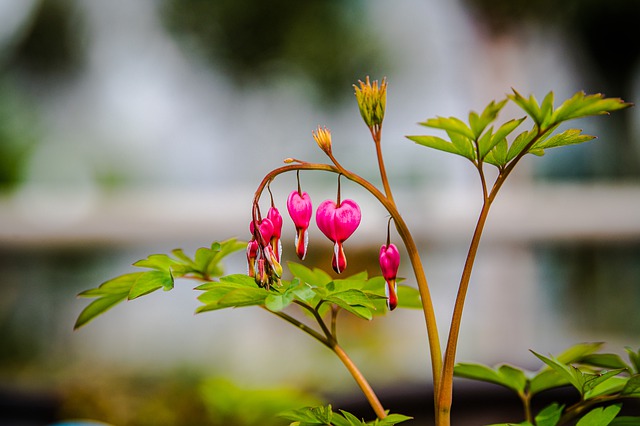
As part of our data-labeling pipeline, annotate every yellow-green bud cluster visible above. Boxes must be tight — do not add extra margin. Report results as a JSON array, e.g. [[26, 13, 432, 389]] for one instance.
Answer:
[[354, 76, 387, 128]]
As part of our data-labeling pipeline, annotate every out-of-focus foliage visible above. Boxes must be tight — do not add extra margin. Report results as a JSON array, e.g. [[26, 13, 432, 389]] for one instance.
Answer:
[[161, 0, 385, 105]]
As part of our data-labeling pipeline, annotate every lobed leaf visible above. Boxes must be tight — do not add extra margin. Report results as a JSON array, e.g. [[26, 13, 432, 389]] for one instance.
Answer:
[[74, 293, 128, 329], [552, 92, 631, 123], [576, 404, 621, 426], [534, 403, 564, 426], [509, 89, 543, 125], [454, 363, 527, 394], [532, 128, 595, 151], [288, 262, 333, 287], [419, 116, 475, 140], [128, 270, 173, 300], [407, 135, 465, 158]]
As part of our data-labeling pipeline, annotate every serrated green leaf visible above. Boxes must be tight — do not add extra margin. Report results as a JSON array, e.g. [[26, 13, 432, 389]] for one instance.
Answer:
[[74, 293, 128, 329], [552, 92, 630, 123], [77, 273, 144, 297], [509, 89, 543, 125], [128, 270, 173, 300], [470, 98, 508, 139], [506, 128, 537, 163], [539, 91, 555, 128], [535, 403, 564, 426], [407, 135, 463, 157], [532, 128, 595, 151], [447, 130, 476, 161], [420, 116, 476, 139], [532, 351, 585, 394], [132, 254, 178, 271], [576, 404, 621, 426], [196, 286, 267, 313]]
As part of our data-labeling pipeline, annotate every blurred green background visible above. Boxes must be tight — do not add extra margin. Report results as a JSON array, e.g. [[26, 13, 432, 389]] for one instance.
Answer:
[[0, 0, 639, 424]]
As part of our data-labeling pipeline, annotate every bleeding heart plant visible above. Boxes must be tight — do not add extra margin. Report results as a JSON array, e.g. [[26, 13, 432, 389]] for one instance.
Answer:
[[74, 78, 634, 426]]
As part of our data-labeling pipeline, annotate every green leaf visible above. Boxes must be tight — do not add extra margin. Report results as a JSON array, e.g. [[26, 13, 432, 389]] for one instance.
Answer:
[[326, 289, 377, 320], [532, 351, 585, 395], [454, 363, 527, 393], [583, 370, 626, 399], [447, 130, 475, 161], [509, 89, 543, 125], [479, 117, 526, 160], [621, 375, 640, 396], [529, 369, 570, 395], [485, 138, 509, 167], [581, 353, 630, 371], [407, 135, 464, 158], [396, 285, 422, 309], [535, 403, 564, 426], [576, 404, 621, 426], [288, 262, 333, 287], [196, 286, 268, 313], [625, 347, 640, 373], [552, 92, 631, 123], [532, 128, 595, 151], [74, 293, 128, 329], [265, 292, 294, 312], [539, 91, 555, 128], [128, 271, 173, 300], [77, 273, 144, 297], [374, 413, 413, 425], [280, 404, 334, 424], [132, 254, 178, 271], [506, 128, 537, 163], [469, 98, 508, 139], [555, 343, 605, 364], [419, 116, 476, 140]]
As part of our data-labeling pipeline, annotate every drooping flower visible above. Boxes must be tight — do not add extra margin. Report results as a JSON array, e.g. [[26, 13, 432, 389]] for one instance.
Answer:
[[267, 206, 283, 262], [316, 199, 361, 273], [287, 190, 313, 260], [246, 239, 259, 278], [249, 217, 282, 284], [379, 243, 400, 310]]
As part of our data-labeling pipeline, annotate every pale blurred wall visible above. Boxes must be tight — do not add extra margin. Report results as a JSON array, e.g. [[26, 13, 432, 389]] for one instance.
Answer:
[[0, 0, 638, 410]]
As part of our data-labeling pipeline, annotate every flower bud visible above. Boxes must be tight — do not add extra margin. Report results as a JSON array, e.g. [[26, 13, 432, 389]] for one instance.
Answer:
[[379, 243, 400, 310], [267, 206, 283, 262], [246, 239, 259, 278], [353, 76, 387, 128], [312, 126, 332, 156]]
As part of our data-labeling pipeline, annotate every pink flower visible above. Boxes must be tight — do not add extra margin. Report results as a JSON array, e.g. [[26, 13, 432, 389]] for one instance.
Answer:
[[249, 217, 282, 282], [246, 239, 259, 278], [267, 206, 283, 262], [316, 199, 361, 273], [287, 190, 313, 260], [379, 243, 400, 310]]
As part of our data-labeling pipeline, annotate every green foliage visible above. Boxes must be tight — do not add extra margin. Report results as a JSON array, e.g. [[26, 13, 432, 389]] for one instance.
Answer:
[[455, 343, 640, 426], [408, 90, 630, 172], [74, 238, 246, 329], [279, 404, 412, 425], [195, 263, 420, 321]]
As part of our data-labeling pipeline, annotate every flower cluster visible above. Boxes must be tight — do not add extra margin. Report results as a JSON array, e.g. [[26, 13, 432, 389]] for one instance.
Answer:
[[247, 207, 283, 288]]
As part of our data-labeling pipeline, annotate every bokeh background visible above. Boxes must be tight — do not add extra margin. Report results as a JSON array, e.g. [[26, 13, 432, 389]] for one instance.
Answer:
[[1, 0, 639, 424]]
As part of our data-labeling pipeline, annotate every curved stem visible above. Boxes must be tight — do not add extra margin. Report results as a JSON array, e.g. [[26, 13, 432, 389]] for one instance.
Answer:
[[253, 162, 442, 398], [333, 343, 387, 419], [267, 303, 385, 418]]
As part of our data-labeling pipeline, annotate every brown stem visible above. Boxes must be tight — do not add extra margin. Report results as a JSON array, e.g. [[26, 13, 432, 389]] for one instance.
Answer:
[[333, 343, 387, 419]]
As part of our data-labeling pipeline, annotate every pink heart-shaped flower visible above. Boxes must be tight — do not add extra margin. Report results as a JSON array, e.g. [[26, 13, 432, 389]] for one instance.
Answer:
[[249, 218, 274, 246], [316, 199, 361, 243]]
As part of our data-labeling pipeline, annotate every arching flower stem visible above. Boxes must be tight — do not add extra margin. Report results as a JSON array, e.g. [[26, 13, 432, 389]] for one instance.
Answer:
[[252, 162, 443, 409]]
